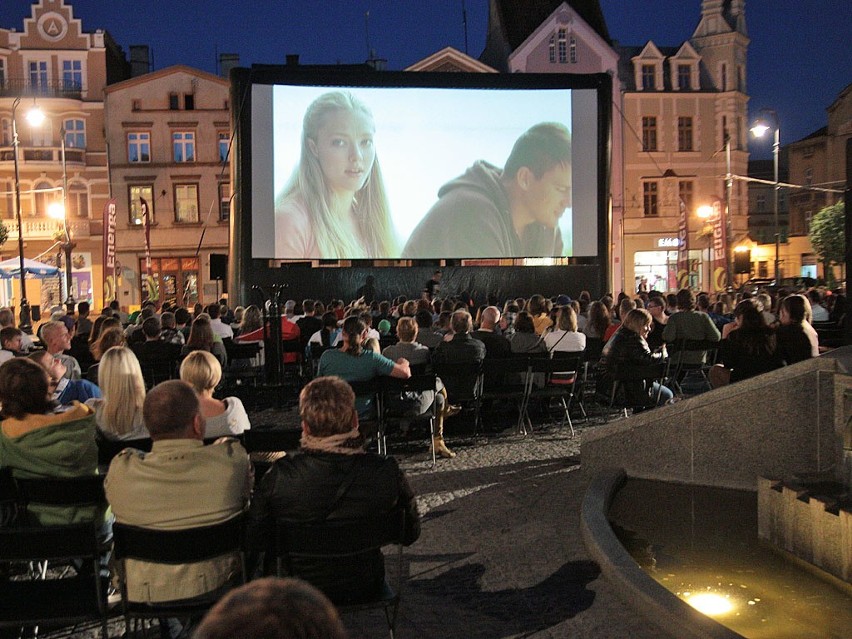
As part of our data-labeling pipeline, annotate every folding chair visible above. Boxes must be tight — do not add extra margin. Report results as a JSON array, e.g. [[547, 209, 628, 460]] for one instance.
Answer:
[[664, 339, 718, 395], [275, 509, 407, 639], [223, 340, 264, 389], [111, 514, 247, 638], [97, 436, 153, 470], [242, 428, 301, 478], [607, 362, 667, 418], [479, 356, 532, 435], [0, 522, 110, 639], [431, 361, 483, 433], [525, 352, 584, 436], [347, 379, 385, 452], [2, 474, 111, 639], [381, 374, 439, 467]]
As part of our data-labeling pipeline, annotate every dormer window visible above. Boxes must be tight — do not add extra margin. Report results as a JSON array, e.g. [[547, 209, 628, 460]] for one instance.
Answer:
[[642, 65, 655, 90], [677, 65, 691, 90]]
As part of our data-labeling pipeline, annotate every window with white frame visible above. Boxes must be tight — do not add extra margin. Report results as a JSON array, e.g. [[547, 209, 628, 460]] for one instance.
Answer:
[[557, 29, 568, 63], [30, 119, 52, 147], [642, 116, 657, 152], [677, 116, 693, 152], [62, 60, 83, 90], [63, 119, 85, 148], [641, 64, 655, 90], [643, 182, 659, 217], [0, 180, 12, 219], [569, 36, 577, 64], [0, 118, 9, 146], [174, 184, 199, 223], [33, 180, 52, 216], [804, 168, 813, 186], [0, 58, 6, 89], [218, 132, 229, 163], [548, 34, 556, 63], [172, 131, 195, 162], [129, 184, 154, 226], [127, 132, 150, 163], [68, 182, 88, 218], [219, 182, 230, 221], [28, 60, 48, 90]]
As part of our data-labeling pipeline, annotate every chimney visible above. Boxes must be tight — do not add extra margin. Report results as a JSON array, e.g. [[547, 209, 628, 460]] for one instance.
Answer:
[[129, 45, 151, 77], [219, 53, 239, 79]]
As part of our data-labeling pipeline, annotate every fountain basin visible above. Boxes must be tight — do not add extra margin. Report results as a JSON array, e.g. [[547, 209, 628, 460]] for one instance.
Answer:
[[582, 469, 852, 639]]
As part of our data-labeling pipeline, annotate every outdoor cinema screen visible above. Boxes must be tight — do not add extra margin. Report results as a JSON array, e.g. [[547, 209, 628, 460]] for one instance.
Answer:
[[247, 71, 606, 261]]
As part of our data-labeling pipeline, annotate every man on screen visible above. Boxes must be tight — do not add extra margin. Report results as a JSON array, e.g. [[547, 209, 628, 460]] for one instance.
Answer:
[[402, 122, 571, 259]]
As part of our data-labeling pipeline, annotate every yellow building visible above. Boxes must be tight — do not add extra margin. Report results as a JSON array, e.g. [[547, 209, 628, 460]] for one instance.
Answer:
[[104, 64, 231, 309], [0, 0, 128, 313]]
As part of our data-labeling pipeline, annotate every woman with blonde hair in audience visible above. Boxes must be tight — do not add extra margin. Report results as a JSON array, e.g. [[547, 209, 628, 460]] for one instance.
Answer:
[[180, 350, 250, 438], [776, 294, 819, 364], [182, 315, 227, 367], [85, 346, 148, 441]]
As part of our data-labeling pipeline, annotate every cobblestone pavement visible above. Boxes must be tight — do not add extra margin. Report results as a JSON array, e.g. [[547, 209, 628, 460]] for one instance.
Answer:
[[59, 412, 661, 639]]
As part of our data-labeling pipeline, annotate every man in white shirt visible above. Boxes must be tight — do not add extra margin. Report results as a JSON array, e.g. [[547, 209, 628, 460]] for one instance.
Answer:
[[207, 303, 234, 340]]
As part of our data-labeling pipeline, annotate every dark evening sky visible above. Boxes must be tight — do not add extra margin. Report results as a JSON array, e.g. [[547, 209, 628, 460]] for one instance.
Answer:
[[2, 1, 850, 158]]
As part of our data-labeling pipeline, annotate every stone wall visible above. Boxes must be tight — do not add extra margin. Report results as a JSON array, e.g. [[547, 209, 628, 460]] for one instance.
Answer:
[[582, 356, 849, 491]]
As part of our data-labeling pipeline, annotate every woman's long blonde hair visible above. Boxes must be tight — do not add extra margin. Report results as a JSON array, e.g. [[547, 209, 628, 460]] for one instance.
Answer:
[[277, 91, 397, 259], [97, 346, 145, 437]]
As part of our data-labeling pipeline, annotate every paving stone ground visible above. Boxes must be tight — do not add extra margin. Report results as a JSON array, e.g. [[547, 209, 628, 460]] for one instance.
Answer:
[[58, 407, 663, 639]]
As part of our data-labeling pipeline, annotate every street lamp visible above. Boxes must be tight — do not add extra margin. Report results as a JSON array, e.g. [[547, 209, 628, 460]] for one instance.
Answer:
[[11, 97, 45, 333], [52, 126, 74, 310], [750, 109, 781, 283]]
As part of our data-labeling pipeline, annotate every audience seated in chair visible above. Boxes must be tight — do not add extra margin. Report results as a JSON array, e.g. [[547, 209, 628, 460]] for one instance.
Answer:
[[29, 350, 102, 406], [0, 357, 101, 526], [710, 300, 784, 388], [180, 350, 251, 438], [775, 294, 819, 364], [383, 317, 457, 458], [105, 380, 251, 637], [246, 376, 421, 601], [194, 577, 347, 639], [600, 308, 673, 410], [317, 316, 410, 419], [41, 319, 82, 380], [85, 346, 149, 442]]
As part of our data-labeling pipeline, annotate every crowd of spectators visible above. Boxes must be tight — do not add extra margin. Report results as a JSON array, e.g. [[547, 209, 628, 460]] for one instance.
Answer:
[[0, 281, 844, 636]]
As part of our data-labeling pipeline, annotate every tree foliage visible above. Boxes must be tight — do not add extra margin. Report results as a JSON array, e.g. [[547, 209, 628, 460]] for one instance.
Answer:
[[808, 201, 845, 266], [0, 222, 7, 248]]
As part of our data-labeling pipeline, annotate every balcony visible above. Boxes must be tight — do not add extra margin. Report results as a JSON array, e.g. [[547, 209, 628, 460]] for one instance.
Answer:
[[0, 78, 83, 100], [0, 145, 86, 166], [2, 217, 91, 241]]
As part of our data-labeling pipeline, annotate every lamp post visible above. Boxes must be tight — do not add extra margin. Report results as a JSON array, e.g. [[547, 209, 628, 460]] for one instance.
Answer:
[[750, 109, 781, 283], [59, 126, 74, 309], [10, 97, 45, 333]]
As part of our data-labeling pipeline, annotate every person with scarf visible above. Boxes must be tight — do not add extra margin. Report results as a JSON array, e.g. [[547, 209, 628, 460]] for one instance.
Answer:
[[246, 376, 421, 602]]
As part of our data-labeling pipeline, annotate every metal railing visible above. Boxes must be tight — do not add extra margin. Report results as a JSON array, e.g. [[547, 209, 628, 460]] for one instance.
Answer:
[[0, 78, 83, 100]]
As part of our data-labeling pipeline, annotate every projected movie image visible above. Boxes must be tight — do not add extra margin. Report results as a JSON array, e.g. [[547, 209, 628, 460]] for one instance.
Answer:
[[252, 83, 599, 260]]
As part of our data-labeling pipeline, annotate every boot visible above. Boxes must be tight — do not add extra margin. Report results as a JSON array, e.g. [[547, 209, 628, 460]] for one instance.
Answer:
[[433, 436, 456, 459]]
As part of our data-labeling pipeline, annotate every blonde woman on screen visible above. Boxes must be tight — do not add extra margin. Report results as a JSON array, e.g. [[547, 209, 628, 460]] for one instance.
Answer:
[[275, 91, 397, 259]]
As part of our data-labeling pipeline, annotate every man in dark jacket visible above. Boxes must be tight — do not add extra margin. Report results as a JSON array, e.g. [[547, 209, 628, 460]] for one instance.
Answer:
[[402, 122, 571, 259], [246, 376, 420, 602], [432, 310, 486, 401]]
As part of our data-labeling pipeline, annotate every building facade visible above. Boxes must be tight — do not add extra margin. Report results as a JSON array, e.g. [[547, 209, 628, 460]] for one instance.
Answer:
[[783, 82, 850, 281], [104, 65, 231, 309], [618, 0, 749, 294], [0, 0, 128, 313]]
